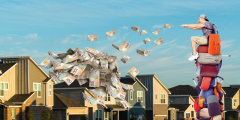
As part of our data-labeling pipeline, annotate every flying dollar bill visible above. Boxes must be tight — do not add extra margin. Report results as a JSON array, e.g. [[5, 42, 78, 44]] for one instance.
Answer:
[[112, 41, 131, 52], [120, 100, 131, 109], [152, 29, 160, 35], [136, 49, 150, 56], [87, 34, 98, 41], [120, 83, 134, 91], [121, 55, 131, 64], [128, 67, 139, 80], [105, 29, 116, 37], [39, 57, 52, 69], [89, 87, 107, 97], [53, 62, 74, 70], [85, 47, 100, 56], [131, 26, 140, 32], [62, 51, 79, 63], [82, 92, 106, 107], [140, 30, 147, 36], [143, 38, 151, 44], [154, 38, 164, 46], [70, 63, 87, 78], [164, 24, 172, 28], [58, 72, 76, 86], [48, 49, 74, 60], [89, 67, 100, 87], [77, 79, 88, 86]]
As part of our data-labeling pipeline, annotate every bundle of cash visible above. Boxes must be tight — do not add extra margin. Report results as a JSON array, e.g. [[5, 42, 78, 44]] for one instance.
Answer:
[[120, 100, 131, 109], [131, 26, 140, 32], [89, 67, 100, 87], [152, 29, 160, 35], [112, 80, 123, 91], [82, 92, 106, 107], [121, 55, 130, 64], [154, 38, 164, 46], [164, 24, 172, 28], [105, 29, 116, 37], [70, 63, 87, 78], [77, 79, 88, 86], [127, 67, 139, 80], [53, 62, 74, 71], [136, 49, 150, 57], [39, 57, 52, 69], [143, 38, 151, 44], [58, 72, 76, 86], [89, 87, 107, 97], [62, 51, 79, 63], [121, 83, 134, 91], [100, 59, 109, 73], [140, 30, 147, 36], [112, 41, 131, 52], [87, 34, 98, 41]]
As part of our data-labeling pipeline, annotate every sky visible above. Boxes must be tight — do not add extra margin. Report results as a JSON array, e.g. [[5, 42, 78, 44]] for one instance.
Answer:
[[0, 0, 240, 89]]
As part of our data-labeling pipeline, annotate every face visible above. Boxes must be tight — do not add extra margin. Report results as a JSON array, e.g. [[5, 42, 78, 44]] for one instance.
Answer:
[[198, 17, 205, 23]]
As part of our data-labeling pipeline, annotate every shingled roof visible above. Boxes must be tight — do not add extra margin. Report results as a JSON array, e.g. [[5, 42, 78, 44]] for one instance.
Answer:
[[54, 93, 85, 108], [2, 92, 34, 106], [0, 63, 17, 76], [222, 87, 239, 98], [168, 85, 199, 97], [120, 77, 136, 84], [54, 80, 94, 89], [168, 104, 190, 112]]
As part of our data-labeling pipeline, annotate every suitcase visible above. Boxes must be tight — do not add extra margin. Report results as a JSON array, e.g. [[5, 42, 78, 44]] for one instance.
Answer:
[[208, 34, 221, 55], [200, 77, 212, 90], [198, 53, 222, 65], [197, 45, 208, 53], [200, 65, 218, 77]]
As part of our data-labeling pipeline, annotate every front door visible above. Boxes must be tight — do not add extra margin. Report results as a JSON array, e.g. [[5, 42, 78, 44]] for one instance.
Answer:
[[112, 111, 118, 120]]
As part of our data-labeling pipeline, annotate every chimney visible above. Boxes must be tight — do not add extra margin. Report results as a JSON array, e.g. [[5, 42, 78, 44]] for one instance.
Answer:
[[0, 70, 2, 75]]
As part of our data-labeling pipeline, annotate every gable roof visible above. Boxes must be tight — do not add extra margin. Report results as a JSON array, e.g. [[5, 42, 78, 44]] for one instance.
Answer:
[[222, 87, 240, 98], [0, 56, 56, 83], [168, 104, 190, 112], [126, 74, 170, 94], [54, 80, 93, 88], [169, 95, 195, 102], [120, 77, 148, 91], [169, 85, 199, 96], [230, 85, 240, 88], [1, 92, 34, 106], [54, 92, 85, 108], [0, 63, 17, 77]]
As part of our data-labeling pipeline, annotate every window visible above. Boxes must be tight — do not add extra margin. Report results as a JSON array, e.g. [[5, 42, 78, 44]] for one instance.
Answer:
[[161, 94, 165, 103], [0, 82, 9, 97], [104, 112, 109, 120], [49, 84, 51, 96], [105, 94, 110, 101], [33, 83, 41, 98], [192, 105, 193, 108], [234, 99, 237, 106], [191, 111, 194, 117], [137, 91, 143, 102], [130, 90, 133, 100], [155, 94, 157, 99], [172, 112, 174, 120], [186, 113, 190, 118], [12, 108, 16, 120], [95, 110, 102, 120]]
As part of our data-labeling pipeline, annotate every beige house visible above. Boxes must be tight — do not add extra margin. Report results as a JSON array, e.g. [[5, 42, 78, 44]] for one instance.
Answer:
[[0, 56, 56, 120]]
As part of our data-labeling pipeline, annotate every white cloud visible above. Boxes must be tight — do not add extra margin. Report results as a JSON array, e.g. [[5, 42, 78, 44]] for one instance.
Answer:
[[221, 40, 234, 49], [0, 33, 39, 44], [152, 24, 163, 29], [122, 26, 128, 30], [24, 33, 38, 40]]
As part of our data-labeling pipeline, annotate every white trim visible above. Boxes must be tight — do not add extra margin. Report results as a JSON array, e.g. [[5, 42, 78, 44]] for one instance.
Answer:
[[23, 92, 35, 104], [185, 112, 190, 118], [0, 63, 18, 79], [137, 91, 143, 102], [233, 98, 237, 107], [160, 93, 165, 104], [28, 60, 29, 93], [130, 90, 133, 100], [154, 115, 167, 116], [33, 83, 41, 98], [49, 83, 52, 96]]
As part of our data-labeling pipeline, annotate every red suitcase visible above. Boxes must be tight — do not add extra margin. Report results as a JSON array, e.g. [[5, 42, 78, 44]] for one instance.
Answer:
[[200, 65, 218, 77], [197, 45, 208, 53]]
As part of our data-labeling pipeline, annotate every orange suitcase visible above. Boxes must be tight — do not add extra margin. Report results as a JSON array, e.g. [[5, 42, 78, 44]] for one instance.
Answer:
[[208, 34, 221, 55]]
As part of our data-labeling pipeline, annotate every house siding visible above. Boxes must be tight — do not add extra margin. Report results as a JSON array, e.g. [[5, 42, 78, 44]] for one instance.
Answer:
[[46, 81, 54, 106], [128, 82, 145, 107], [153, 77, 168, 105], [232, 90, 240, 109], [0, 65, 16, 101], [225, 98, 232, 110]]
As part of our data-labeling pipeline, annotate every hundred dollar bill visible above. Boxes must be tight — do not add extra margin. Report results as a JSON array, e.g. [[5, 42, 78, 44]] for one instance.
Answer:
[[62, 51, 79, 63], [100, 58, 110, 73], [112, 41, 131, 52], [48, 49, 74, 60], [140, 30, 147, 36], [131, 26, 140, 32], [70, 63, 87, 78], [109, 60, 118, 71], [89, 87, 107, 97], [58, 72, 76, 86], [127, 67, 139, 80], [39, 57, 52, 69], [136, 49, 150, 56], [111, 89, 126, 100], [78, 51, 91, 61], [82, 57, 94, 65], [154, 38, 164, 46], [48, 51, 61, 59], [82, 92, 106, 107], [91, 58, 100, 68], [79, 65, 90, 79], [152, 29, 160, 35], [87, 34, 98, 41], [105, 29, 116, 37], [108, 55, 117, 63], [53, 62, 74, 70], [77, 79, 88, 86], [120, 83, 134, 91], [112, 80, 123, 91], [89, 67, 100, 87], [100, 72, 107, 80], [164, 24, 172, 28], [143, 38, 151, 44], [49, 71, 61, 83], [121, 55, 130, 64], [120, 100, 131, 109], [85, 47, 100, 56], [100, 80, 109, 87]]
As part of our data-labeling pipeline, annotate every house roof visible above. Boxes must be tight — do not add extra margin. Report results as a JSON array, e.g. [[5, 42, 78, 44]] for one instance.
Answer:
[[120, 77, 148, 91], [168, 104, 190, 112], [0, 63, 17, 76], [1, 92, 34, 106], [54, 93, 85, 108], [169, 95, 195, 102], [54, 80, 93, 88], [169, 85, 199, 96], [230, 85, 240, 88], [222, 87, 239, 98]]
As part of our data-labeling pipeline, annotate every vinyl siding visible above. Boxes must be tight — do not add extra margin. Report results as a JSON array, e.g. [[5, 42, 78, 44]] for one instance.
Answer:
[[128, 81, 145, 107], [0, 65, 16, 100], [153, 77, 168, 105], [232, 90, 239, 109], [46, 81, 54, 106]]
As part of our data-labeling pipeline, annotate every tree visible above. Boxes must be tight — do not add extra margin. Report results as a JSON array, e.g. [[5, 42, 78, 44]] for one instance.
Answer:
[[41, 109, 50, 120], [130, 111, 139, 120], [49, 110, 56, 120], [26, 110, 34, 120]]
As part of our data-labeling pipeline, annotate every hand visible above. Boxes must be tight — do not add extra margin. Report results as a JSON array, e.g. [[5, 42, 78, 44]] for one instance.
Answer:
[[181, 24, 187, 28], [199, 108, 210, 118]]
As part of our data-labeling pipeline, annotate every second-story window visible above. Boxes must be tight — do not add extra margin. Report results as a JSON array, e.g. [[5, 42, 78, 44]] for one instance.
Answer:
[[105, 94, 110, 101], [33, 83, 41, 98], [155, 93, 157, 99], [137, 91, 143, 102], [234, 99, 237, 106], [130, 90, 133, 100], [95, 110, 102, 120], [49, 84, 52, 96], [161, 94, 165, 103], [0, 82, 9, 97]]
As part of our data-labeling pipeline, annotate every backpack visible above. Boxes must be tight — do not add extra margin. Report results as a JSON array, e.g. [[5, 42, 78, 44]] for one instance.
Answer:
[[206, 24, 218, 34]]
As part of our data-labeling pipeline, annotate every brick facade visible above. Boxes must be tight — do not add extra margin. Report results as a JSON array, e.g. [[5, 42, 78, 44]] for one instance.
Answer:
[[4, 107, 21, 120]]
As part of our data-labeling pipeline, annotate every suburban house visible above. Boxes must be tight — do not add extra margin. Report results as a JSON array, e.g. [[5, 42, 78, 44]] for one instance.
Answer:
[[169, 85, 226, 119], [120, 76, 148, 120], [0, 56, 56, 120], [126, 74, 171, 120], [222, 85, 240, 120]]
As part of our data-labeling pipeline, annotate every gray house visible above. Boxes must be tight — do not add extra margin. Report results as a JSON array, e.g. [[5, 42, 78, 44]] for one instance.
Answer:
[[120, 77, 148, 119]]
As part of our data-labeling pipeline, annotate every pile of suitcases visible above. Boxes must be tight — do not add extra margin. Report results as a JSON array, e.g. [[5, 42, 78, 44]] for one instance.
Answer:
[[193, 34, 224, 120]]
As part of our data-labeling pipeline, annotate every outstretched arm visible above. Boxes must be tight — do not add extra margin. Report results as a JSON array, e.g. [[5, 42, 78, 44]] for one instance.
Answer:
[[181, 24, 205, 29]]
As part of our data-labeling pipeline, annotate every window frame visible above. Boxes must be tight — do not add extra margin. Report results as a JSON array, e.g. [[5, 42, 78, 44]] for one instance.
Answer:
[[95, 110, 102, 120], [105, 94, 111, 101], [160, 94, 165, 103], [233, 98, 237, 106], [12, 108, 16, 120], [137, 91, 143, 102], [49, 83, 52, 96], [130, 90, 133, 100], [186, 113, 190, 118], [33, 83, 41, 98], [0, 82, 9, 97], [104, 112, 109, 120]]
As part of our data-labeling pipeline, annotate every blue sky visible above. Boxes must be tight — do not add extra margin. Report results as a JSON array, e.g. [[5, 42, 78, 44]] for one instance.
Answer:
[[0, 0, 240, 88]]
